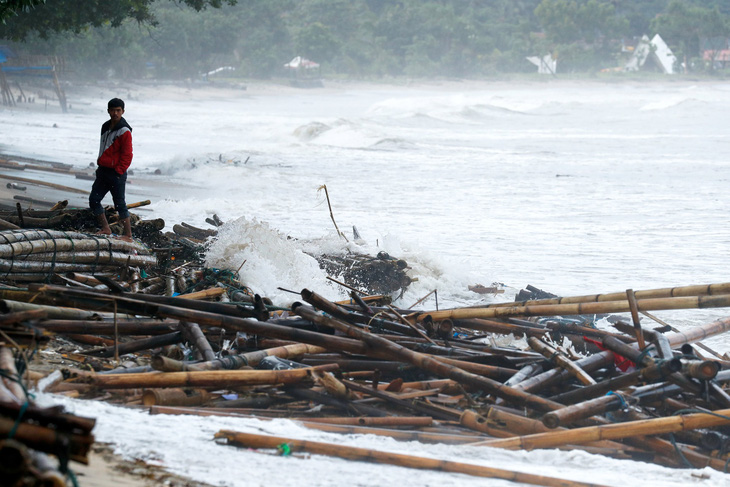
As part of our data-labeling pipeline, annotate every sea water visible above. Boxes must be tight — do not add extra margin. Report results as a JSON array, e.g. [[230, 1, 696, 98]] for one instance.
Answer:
[[2, 80, 728, 340], [3, 79, 730, 486]]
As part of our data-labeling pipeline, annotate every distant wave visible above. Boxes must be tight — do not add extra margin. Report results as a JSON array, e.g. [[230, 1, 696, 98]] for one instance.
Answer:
[[293, 121, 332, 140], [367, 137, 415, 151], [639, 97, 698, 111]]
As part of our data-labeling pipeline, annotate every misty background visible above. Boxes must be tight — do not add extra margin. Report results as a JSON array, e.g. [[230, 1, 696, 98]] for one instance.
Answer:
[[2, 0, 730, 81]]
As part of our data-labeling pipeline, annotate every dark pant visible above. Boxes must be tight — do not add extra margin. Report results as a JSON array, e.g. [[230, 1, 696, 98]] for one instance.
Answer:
[[89, 166, 129, 219]]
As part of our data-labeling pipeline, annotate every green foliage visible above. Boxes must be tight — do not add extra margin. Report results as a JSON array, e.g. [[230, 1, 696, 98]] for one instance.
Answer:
[[651, 0, 730, 71], [0, 0, 46, 24], [534, 0, 629, 72], [0, 0, 236, 40], [3, 0, 730, 79]]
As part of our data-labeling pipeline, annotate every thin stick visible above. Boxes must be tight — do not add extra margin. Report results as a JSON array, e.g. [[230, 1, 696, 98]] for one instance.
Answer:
[[277, 287, 300, 295], [318, 184, 348, 242], [387, 304, 437, 345], [326, 275, 366, 295], [113, 300, 119, 363], [408, 289, 437, 310]]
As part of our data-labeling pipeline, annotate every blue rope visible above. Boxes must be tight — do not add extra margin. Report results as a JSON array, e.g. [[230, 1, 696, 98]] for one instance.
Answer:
[[605, 390, 628, 409], [7, 400, 29, 439]]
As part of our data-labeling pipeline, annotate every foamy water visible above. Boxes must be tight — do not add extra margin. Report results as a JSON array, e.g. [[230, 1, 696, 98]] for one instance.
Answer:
[[4, 79, 730, 486]]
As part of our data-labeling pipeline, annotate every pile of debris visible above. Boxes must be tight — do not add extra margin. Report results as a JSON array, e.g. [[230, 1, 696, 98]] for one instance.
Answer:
[[2, 201, 730, 485]]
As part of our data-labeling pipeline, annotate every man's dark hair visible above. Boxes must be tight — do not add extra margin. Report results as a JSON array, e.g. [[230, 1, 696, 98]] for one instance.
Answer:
[[108, 98, 125, 109]]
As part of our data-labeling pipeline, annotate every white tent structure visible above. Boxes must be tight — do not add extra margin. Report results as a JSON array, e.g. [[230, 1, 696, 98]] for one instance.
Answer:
[[625, 34, 677, 74], [526, 54, 557, 75]]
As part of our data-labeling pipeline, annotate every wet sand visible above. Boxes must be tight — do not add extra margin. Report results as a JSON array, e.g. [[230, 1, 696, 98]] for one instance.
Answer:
[[73, 444, 213, 487]]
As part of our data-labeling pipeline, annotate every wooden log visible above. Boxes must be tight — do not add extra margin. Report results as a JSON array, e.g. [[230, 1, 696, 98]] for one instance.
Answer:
[[214, 430, 611, 487], [85, 364, 338, 389], [527, 337, 596, 386], [474, 407, 730, 452], [296, 293, 563, 413]]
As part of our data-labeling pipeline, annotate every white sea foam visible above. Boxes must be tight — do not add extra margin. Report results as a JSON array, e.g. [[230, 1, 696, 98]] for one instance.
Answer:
[[34, 392, 729, 487]]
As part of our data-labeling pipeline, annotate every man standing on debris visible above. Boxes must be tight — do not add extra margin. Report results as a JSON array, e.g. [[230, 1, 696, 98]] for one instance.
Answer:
[[89, 97, 133, 241]]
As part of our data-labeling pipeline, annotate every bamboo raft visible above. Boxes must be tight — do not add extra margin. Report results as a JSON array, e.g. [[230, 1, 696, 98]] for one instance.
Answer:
[[1, 196, 730, 485]]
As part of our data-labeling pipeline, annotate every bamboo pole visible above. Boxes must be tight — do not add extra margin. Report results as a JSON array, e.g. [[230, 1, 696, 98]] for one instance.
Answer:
[[513, 351, 615, 394], [624, 289, 646, 349], [293, 416, 433, 427], [474, 407, 730, 451], [479, 282, 730, 308], [0, 174, 87, 194], [152, 343, 328, 372], [0, 346, 26, 403], [408, 294, 730, 322], [83, 331, 185, 358], [84, 364, 338, 389], [25, 284, 375, 356], [141, 388, 210, 406], [178, 287, 226, 300], [549, 358, 682, 406], [527, 337, 596, 386], [664, 316, 730, 349], [296, 292, 564, 413], [0, 417, 92, 464], [179, 321, 216, 362], [214, 430, 611, 487], [38, 320, 175, 335], [149, 405, 478, 444]]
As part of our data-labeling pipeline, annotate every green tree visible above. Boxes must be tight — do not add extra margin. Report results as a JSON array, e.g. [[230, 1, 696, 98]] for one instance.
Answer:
[[0, 0, 236, 40], [651, 0, 730, 72], [534, 0, 628, 71], [294, 22, 340, 63]]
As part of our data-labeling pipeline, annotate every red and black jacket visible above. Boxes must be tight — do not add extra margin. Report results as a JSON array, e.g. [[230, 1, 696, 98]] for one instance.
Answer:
[[97, 117, 133, 175]]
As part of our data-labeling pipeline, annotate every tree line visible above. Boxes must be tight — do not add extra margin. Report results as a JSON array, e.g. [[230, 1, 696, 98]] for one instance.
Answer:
[[1, 0, 729, 79]]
